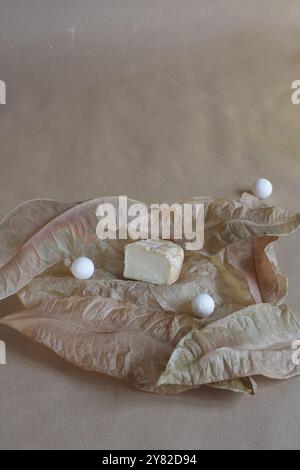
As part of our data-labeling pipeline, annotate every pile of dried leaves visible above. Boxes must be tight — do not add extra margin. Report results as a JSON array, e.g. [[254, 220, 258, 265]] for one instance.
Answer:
[[0, 193, 299, 395]]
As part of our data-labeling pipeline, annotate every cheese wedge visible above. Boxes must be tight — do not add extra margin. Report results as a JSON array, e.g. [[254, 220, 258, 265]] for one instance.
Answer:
[[124, 239, 184, 285]]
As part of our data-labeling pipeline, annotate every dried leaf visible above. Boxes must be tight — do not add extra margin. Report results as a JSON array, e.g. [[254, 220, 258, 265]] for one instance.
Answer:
[[1, 195, 299, 396], [0, 199, 75, 268], [239, 192, 269, 209], [18, 235, 286, 323], [0, 197, 135, 300], [0, 296, 200, 393], [0, 195, 298, 301], [200, 196, 300, 254], [210, 377, 257, 395], [158, 304, 300, 387], [18, 251, 253, 317], [225, 236, 287, 305]]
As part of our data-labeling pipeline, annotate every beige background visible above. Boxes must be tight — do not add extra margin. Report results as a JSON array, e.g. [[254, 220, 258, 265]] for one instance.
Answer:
[[0, 0, 300, 449]]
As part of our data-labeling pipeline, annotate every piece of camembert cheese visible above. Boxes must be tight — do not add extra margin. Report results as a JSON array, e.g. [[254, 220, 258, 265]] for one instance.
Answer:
[[123, 239, 184, 285]]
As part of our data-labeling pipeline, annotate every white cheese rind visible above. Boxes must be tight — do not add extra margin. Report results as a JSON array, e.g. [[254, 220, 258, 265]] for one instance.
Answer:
[[124, 239, 184, 285]]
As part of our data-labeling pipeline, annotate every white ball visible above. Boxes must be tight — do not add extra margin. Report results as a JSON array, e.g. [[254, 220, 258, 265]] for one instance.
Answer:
[[192, 293, 215, 317], [253, 178, 273, 199], [71, 257, 95, 280]]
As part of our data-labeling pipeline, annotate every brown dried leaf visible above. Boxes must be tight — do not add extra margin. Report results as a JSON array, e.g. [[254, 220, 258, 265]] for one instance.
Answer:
[[0, 199, 76, 268], [1, 195, 299, 396], [200, 196, 300, 254], [225, 236, 287, 305], [0, 295, 200, 393], [210, 377, 257, 395], [0, 195, 298, 301], [18, 235, 286, 324], [0, 197, 136, 300]]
